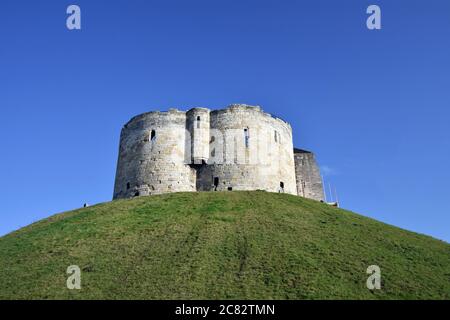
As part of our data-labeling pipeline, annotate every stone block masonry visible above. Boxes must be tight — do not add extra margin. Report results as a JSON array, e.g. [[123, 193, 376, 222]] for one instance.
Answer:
[[113, 104, 324, 201], [294, 149, 325, 201]]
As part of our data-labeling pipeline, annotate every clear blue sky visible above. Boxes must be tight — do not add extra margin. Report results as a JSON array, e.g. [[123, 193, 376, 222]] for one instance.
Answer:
[[1, 0, 449, 242]]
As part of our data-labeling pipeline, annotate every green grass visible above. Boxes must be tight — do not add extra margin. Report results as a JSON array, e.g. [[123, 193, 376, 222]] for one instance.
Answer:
[[0, 191, 448, 300]]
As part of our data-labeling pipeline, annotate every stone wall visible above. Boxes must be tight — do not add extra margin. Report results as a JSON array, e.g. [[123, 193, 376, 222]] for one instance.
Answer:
[[186, 108, 210, 164], [113, 104, 323, 201], [197, 104, 297, 195], [293, 149, 324, 201], [113, 109, 196, 199]]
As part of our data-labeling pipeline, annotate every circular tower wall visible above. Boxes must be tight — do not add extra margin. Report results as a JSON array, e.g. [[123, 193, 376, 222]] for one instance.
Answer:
[[196, 104, 297, 195], [113, 109, 195, 199]]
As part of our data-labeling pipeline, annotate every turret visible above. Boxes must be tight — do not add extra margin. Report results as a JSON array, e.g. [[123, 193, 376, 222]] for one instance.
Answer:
[[186, 108, 210, 164]]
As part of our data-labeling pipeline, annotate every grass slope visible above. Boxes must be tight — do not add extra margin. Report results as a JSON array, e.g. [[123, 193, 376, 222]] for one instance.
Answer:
[[0, 191, 448, 300]]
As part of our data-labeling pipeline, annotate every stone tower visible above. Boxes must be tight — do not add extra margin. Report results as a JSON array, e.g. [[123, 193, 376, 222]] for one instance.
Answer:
[[113, 104, 324, 201], [293, 148, 325, 201], [186, 108, 210, 164]]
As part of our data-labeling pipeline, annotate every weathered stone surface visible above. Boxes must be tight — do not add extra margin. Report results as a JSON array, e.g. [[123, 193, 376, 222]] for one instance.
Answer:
[[293, 149, 325, 201], [113, 104, 324, 201]]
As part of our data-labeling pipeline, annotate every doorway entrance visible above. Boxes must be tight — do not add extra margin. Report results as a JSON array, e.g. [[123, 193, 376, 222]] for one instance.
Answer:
[[213, 177, 219, 191]]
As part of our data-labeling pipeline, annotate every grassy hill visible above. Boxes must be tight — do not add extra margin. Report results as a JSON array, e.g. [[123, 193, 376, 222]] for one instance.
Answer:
[[0, 191, 448, 300]]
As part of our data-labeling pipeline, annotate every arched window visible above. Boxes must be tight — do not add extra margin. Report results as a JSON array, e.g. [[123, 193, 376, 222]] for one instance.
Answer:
[[197, 116, 201, 129]]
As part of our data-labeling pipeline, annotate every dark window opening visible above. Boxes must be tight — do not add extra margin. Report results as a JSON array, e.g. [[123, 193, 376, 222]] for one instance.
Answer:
[[151, 130, 156, 141], [197, 116, 201, 121], [279, 182, 284, 193], [274, 130, 278, 142], [244, 128, 249, 148], [213, 177, 219, 191], [210, 136, 215, 143], [197, 116, 200, 129], [228, 187, 233, 191], [134, 191, 140, 197], [126, 182, 130, 190]]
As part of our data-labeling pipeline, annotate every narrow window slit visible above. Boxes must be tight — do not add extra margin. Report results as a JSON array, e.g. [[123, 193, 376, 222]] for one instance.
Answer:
[[151, 130, 156, 141], [244, 128, 249, 148]]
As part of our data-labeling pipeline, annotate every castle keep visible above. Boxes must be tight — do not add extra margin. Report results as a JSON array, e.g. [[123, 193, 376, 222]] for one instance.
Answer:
[[113, 104, 324, 201]]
